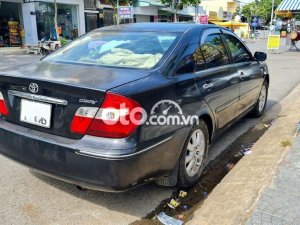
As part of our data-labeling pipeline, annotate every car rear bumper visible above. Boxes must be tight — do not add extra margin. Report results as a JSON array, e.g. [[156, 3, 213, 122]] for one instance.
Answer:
[[0, 120, 188, 192]]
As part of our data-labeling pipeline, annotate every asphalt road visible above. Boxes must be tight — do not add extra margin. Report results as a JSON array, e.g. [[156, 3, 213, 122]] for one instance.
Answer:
[[0, 54, 41, 70], [0, 40, 299, 225]]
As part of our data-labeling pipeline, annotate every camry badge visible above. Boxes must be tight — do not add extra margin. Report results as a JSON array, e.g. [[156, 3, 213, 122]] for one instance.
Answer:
[[29, 83, 39, 93]]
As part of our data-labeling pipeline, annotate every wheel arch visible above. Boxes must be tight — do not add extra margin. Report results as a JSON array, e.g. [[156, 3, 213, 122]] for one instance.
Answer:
[[196, 101, 216, 144], [265, 74, 270, 85], [199, 114, 214, 144]]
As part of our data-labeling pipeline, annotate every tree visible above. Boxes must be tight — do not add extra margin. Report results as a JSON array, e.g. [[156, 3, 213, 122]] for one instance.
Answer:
[[107, 0, 131, 7], [54, 0, 59, 39], [241, 2, 258, 22], [160, 0, 202, 22], [256, 0, 282, 23], [104, 0, 131, 25], [241, 0, 283, 24]]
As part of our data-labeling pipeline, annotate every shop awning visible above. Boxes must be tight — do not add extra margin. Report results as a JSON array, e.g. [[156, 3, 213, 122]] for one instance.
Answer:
[[136, 1, 164, 7], [212, 21, 248, 28], [277, 0, 300, 11]]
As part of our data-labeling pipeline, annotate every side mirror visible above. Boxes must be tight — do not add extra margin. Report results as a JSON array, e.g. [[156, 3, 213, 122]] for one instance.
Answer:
[[253, 51, 267, 61]]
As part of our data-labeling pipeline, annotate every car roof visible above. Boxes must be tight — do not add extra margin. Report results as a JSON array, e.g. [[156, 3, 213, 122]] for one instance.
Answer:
[[96, 23, 217, 33]]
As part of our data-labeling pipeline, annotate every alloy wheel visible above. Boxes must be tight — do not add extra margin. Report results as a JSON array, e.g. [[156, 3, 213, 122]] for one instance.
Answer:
[[185, 129, 205, 177], [258, 85, 267, 112]]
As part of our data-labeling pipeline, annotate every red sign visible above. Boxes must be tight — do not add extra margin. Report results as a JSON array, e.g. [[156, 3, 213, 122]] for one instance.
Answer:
[[198, 15, 208, 24]]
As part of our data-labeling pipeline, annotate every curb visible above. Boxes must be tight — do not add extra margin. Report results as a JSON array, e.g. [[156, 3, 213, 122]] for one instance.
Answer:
[[0, 48, 27, 55], [187, 84, 300, 225]]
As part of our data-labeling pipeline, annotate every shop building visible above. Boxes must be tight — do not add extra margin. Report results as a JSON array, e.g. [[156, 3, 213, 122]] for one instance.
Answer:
[[276, 0, 300, 17], [84, 0, 114, 33], [134, 6, 158, 23], [133, 0, 204, 23], [0, 0, 24, 47], [0, 0, 85, 47], [133, 0, 160, 22], [199, 0, 240, 22], [177, 6, 205, 22], [275, 0, 300, 40]]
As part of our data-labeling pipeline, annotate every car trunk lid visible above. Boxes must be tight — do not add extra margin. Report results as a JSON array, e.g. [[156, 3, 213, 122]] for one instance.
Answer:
[[0, 61, 149, 139]]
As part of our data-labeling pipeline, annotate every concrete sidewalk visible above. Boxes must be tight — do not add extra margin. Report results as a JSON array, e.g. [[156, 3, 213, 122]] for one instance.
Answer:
[[187, 83, 300, 225], [247, 135, 300, 225], [0, 47, 27, 55]]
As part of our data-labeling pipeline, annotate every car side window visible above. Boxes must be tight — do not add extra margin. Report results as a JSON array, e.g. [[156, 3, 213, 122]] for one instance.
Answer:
[[223, 34, 252, 63], [175, 45, 197, 75], [175, 54, 195, 75], [193, 47, 207, 72], [200, 34, 230, 69]]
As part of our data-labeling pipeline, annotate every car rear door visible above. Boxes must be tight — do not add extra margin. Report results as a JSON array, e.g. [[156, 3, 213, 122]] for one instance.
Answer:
[[221, 30, 263, 116], [194, 28, 240, 131]]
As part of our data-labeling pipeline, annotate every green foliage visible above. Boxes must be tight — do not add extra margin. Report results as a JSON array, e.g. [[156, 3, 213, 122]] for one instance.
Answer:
[[241, 0, 283, 23], [107, 0, 131, 7], [59, 37, 69, 47], [241, 2, 257, 22], [295, 14, 300, 20], [160, 0, 202, 15]]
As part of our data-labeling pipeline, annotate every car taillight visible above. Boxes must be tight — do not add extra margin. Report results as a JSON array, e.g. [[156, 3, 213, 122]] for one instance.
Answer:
[[70, 93, 142, 138], [70, 107, 99, 134], [0, 92, 9, 116]]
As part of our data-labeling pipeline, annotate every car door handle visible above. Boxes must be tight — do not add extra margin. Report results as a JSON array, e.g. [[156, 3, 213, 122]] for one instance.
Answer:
[[203, 83, 214, 89], [239, 71, 246, 79]]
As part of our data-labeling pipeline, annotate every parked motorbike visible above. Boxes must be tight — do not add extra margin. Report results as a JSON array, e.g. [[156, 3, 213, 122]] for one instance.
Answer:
[[39, 37, 61, 55]]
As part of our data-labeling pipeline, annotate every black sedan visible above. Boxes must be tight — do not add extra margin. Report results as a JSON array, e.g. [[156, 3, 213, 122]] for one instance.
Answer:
[[0, 23, 269, 192]]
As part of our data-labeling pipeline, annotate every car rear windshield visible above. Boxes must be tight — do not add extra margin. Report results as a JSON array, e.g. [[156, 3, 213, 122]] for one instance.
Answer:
[[44, 31, 180, 69]]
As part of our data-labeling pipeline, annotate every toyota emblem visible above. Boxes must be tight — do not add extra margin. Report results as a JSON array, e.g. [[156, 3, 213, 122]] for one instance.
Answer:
[[29, 83, 39, 93]]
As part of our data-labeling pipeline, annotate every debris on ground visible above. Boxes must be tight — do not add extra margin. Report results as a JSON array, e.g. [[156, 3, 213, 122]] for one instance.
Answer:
[[234, 152, 243, 157], [182, 205, 189, 211], [243, 149, 253, 155], [263, 119, 276, 128], [167, 199, 180, 209], [156, 212, 183, 225], [178, 214, 184, 220], [271, 119, 276, 126], [226, 163, 235, 171], [280, 139, 292, 147], [240, 143, 254, 155], [76, 185, 87, 191], [136, 120, 272, 225], [179, 191, 187, 198], [234, 143, 254, 157]]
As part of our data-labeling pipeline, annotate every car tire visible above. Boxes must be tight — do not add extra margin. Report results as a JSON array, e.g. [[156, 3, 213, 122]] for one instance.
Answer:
[[252, 80, 268, 117], [177, 120, 209, 188]]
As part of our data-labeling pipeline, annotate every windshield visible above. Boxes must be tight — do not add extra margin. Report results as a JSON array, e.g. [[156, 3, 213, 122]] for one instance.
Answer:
[[44, 31, 180, 69]]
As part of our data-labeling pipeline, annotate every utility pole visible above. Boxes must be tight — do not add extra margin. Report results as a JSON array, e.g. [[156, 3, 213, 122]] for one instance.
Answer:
[[270, 0, 275, 26], [195, 4, 199, 23], [54, 0, 59, 39], [117, 0, 120, 25]]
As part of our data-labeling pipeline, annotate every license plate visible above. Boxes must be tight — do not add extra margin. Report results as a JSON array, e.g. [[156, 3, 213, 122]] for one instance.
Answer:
[[20, 99, 52, 128]]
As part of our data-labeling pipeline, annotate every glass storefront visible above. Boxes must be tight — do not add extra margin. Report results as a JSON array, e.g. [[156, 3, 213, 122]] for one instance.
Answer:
[[35, 2, 79, 41], [158, 10, 173, 22], [178, 15, 193, 22], [0, 1, 23, 47], [85, 13, 98, 33]]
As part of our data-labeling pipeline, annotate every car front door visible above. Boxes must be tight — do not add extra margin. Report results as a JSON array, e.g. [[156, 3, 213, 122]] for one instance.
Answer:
[[222, 30, 263, 116], [194, 29, 240, 131]]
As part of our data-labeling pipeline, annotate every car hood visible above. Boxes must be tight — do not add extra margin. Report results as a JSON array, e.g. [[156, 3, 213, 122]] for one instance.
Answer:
[[0, 61, 150, 91]]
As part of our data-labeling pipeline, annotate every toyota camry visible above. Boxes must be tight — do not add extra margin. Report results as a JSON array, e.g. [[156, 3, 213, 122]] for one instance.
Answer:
[[0, 23, 269, 192]]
